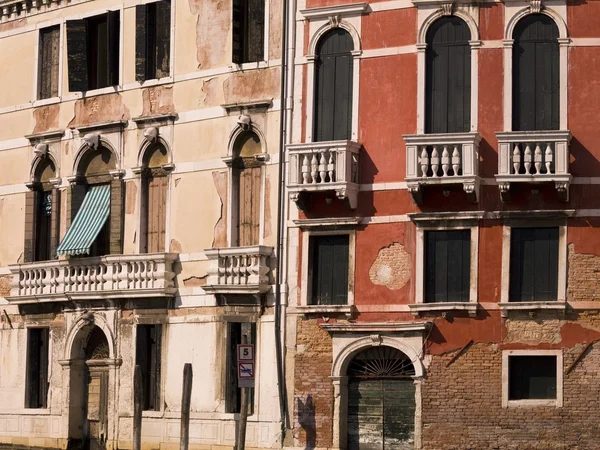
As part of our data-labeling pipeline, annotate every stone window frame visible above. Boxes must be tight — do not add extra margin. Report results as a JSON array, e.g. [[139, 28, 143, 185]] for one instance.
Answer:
[[415, 5, 481, 134], [300, 3, 366, 143], [409, 212, 483, 317], [502, 349, 563, 408], [498, 211, 571, 315], [502, 3, 569, 132], [34, 20, 64, 105]]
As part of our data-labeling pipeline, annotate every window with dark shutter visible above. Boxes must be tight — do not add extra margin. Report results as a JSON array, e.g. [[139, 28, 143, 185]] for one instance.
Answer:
[[225, 322, 255, 414], [136, 324, 162, 411], [136, 0, 171, 82], [232, 0, 265, 64], [310, 235, 350, 305], [424, 230, 470, 303], [66, 11, 120, 92], [509, 227, 559, 302], [35, 191, 53, 262], [25, 328, 49, 409], [38, 26, 60, 100], [425, 17, 471, 134], [313, 29, 354, 142], [512, 14, 559, 131], [509, 355, 557, 400]]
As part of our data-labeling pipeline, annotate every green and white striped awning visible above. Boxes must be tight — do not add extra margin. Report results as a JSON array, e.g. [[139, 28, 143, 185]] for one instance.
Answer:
[[56, 184, 111, 256]]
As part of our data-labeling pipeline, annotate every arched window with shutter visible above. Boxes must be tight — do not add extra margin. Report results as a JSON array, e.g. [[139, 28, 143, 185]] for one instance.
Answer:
[[425, 16, 471, 134], [512, 14, 559, 131], [313, 29, 354, 142]]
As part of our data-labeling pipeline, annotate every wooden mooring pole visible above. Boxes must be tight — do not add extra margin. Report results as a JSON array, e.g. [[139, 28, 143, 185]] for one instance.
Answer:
[[180, 363, 193, 450], [133, 365, 142, 450]]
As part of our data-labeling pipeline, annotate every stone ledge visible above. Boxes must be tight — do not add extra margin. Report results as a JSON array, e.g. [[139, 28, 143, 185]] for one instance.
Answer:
[[408, 302, 478, 318], [498, 301, 567, 318]]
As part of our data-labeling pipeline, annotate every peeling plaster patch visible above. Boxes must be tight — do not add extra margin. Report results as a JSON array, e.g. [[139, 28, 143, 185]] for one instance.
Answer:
[[263, 175, 272, 239], [125, 181, 137, 215], [223, 67, 280, 104], [199, 77, 219, 107], [0, 18, 26, 33], [33, 104, 60, 135], [141, 85, 175, 117], [170, 239, 182, 253], [368, 243, 411, 290], [0, 275, 10, 297], [183, 275, 207, 287], [190, 0, 230, 69], [268, 0, 282, 60], [68, 93, 131, 128], [568, 243, 600, 302], [504, 319, 562, 344], [212, 170, 228, 248]]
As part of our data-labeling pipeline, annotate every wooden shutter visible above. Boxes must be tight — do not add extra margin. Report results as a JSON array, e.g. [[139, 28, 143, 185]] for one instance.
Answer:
[[313, 29, 354, 142], [509, 227, 559, 302], [238, 163, 261, 247], [135, 5, 147, 82], [66, 20, 89, 92], [425, 230, 470, 303], [155, 0, 171, 78], [311, 235, 349, 305], [247, 0, 264, 62], [231, 0, 244, 64], [512, 14, 559, 131], [39, 26, 60, 99], [146, 175, 167, 253], [107, 10, 120, 86], [425, 17, 471, 134]]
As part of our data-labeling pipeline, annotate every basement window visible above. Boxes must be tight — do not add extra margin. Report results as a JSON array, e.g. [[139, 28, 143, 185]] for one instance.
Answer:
[[66, 11, 120, 92], [25, 328, 50, 409], [135, 0, 171, 82]]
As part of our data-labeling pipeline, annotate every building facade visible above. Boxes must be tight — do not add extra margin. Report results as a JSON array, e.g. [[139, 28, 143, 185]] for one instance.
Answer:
[[284, 0, 600, 449], [0, 0, 285, 447]]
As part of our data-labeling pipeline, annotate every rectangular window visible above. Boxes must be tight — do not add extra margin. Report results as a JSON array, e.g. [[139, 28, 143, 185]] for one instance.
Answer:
[[135, 0, 171, 82], [38, 26, 60, 100], [425, 230, 470, 303], [25, 328, 49, 409], [225, 322, 255, 414], [309, 235, 349, 306], [509, 227, 559, 302], [34, 191, 53, 262], [66, 11, 120, 92], [136, 324, 162, 411], [232, 0, 265, 64], [509, 355, 557, 400]]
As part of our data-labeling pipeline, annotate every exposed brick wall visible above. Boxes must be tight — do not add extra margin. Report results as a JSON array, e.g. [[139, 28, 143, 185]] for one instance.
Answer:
[[294, 318, 334, 448], [368, 242, 411, 290], [568, 243, 600, 301]]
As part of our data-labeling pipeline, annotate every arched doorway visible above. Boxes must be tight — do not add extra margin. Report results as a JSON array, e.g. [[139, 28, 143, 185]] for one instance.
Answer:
[[346, 346, 416, 450], [68, 324, 111, 450]]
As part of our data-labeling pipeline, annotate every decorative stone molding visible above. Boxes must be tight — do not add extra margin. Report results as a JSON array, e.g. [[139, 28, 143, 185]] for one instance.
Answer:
[[329, 14, 342, 28], [300, 3, 369, 21], [369, 334, 382, 346], [83, 132, 100, 151], [498, 301, 567, 318], [320, 322, 431, 333], [408, 302, 478, 318], [132, 113, 177, 127], [221, 99, 272, 114], [33, 142, 48, 158], [292, 217, 362, 229], [441, 2, 454, 15], [294, 305, 355, 319], [236, 114, 252, 131], [143, 126, 159, 144], [530, 0, 542, 13]]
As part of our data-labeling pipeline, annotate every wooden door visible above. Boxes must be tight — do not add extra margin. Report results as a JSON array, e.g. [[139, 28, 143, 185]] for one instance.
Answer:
[[237, 162, 261, 247], [86, 368, 108, 450]]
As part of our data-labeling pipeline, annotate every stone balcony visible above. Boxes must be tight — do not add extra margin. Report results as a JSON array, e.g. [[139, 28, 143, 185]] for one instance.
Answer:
[[203, 246, 273, 295], [287, 140, 360, 209], [495, 130, 572, 202], [404, 132, 481, 204], [7, 253, 178, 303]]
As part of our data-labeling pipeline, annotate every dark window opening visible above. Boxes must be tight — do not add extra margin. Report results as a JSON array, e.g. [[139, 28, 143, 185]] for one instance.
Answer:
[[232, 0, 265, 64], [425, 16, 471, 134], [512, 14, 559, 131], [313, 29, 354, 142], [226, 322, 255, 414], [39, 26, 60, 100], [26, 328, 49, 409], [34, 191, 53, 262], [310, 235, 350, 305], [136, 325, 162, 411], [425, 230, 470, 303], [66, 11, 120, 92], [509, 227, 559, 302], [509, 355, 557, 400], [136, 0, 171, 82]]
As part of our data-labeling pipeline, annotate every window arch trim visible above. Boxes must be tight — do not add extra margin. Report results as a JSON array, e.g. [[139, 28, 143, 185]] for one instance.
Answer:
[[307, 20, 362, 59]]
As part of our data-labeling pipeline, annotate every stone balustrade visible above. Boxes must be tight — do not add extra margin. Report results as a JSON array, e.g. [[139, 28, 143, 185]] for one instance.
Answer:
[[7, 253, 178, 303], [404, 132, 481, 204], [204, 246, 273, 294], [496, 130, 572, 201], [287, 140, 360, 209]]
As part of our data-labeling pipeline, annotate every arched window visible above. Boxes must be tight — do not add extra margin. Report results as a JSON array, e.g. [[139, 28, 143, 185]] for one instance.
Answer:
[[512, 14, 559, 131], [140, 142, 169, 253], [425, 16, 471, 134], [313, 29, 354, 142], [232, 131, 262, 246]]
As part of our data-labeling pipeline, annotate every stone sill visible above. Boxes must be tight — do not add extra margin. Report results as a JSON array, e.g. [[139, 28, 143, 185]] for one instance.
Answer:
[[409, 302, 478, 318], [505, 399, 561, 409], [294, 305, 355, 319], [498, 301, 567, 318]]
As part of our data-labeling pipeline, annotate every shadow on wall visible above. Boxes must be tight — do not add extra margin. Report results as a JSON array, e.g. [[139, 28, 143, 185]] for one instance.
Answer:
[[297, 394, 316, 450]]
